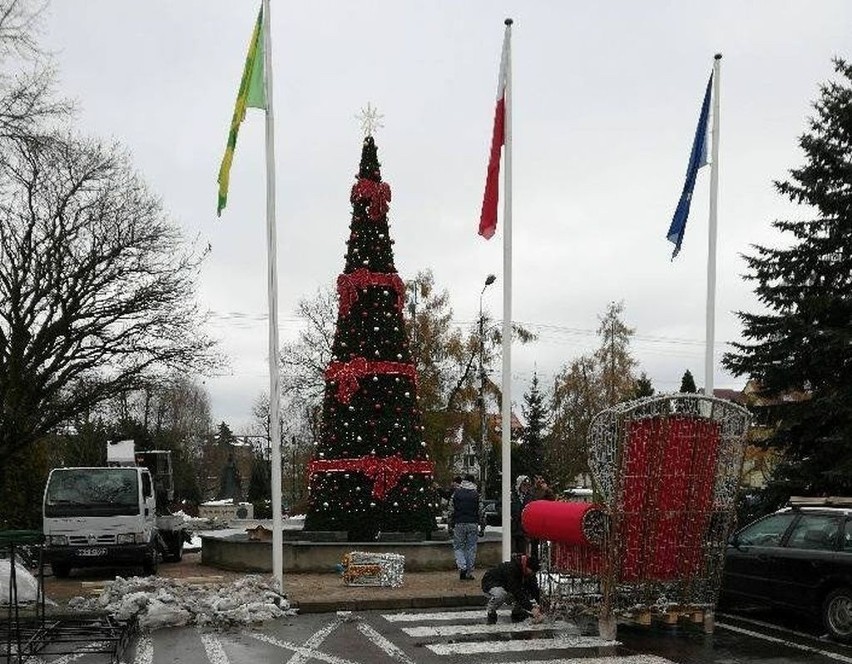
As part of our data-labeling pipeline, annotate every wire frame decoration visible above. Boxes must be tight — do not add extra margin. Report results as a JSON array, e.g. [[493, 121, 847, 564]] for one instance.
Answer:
[[539, 393, 750, 639]]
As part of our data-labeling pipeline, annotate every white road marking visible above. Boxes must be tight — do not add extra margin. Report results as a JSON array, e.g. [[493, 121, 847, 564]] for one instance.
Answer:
[[426, 634, 617, 655], [717, 611, 825, 641], [355, 622, 416, 664], [132, 635, 153, 664], [485, 658, 675, 664], [716, 622, 852, 663], [403, 621, 579, 637], [199, 631, 231, 664], [285, 616, 343, 664], [382, 609, 510, 622], [251, 632, 361, 664]]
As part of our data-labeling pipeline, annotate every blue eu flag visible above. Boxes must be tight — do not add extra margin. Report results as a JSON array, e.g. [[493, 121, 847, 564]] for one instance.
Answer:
[[667, 73, 713, 259]]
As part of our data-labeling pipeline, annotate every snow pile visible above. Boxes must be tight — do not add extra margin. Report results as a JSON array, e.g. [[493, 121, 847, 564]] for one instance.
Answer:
[[68, 575, 295, 630], [0, 560, 39, 605]]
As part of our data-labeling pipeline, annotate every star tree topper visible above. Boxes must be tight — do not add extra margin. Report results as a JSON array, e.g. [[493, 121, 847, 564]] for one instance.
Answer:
[[356, 102, 384, 137]]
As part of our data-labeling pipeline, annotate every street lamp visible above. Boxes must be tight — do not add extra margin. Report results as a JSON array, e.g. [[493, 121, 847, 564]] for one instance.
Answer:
[[479, 274, 497, 495]]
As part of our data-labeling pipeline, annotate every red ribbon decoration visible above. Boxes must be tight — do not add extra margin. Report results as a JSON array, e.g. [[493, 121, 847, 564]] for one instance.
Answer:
[[350, 178, 391, 220], [337, 268, 405, 318], [308, 454, 434, 500], [325, 358, 417, 404]]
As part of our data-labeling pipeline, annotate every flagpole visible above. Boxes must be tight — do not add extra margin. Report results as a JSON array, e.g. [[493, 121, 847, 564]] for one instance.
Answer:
[[500, 17, 513, 563], [704, 54, 721, 398], [261, 0, 284, 590]]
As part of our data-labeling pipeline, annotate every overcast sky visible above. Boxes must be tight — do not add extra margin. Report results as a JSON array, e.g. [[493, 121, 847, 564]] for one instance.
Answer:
[[42, 1, 851, 431]]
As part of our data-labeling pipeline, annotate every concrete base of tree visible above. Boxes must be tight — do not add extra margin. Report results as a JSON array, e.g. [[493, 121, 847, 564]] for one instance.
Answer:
[[201, 531, 501, 573]]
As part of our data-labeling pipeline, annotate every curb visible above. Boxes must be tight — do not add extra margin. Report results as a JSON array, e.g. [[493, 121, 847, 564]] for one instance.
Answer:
[[292, 594, 487, 614]]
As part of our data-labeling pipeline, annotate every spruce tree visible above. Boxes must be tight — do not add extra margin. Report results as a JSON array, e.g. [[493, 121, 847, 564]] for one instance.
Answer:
[[723, 59, 852, 498], [519, 372, 548, 479], [633, 372, 655, 399], [303, 135, 437, 540], [679, 369, 697, 394]]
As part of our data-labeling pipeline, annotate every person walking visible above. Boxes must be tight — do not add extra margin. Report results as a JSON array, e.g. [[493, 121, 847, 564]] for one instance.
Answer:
[[481, 554, 544, 624], [451, 474, 480, 580]]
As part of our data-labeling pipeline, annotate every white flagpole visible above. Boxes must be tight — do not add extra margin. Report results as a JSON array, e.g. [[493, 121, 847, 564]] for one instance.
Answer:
[[261, 0, 284, 590], [500, 18, 513, 562], [704, 54, 721, 398]]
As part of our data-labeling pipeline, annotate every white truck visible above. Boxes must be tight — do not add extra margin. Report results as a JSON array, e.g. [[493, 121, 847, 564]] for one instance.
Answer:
[[42, 440, 188, 578]]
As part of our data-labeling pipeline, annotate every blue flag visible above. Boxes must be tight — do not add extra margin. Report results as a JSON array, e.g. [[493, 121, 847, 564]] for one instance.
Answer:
[[667, 73, 713, 259]]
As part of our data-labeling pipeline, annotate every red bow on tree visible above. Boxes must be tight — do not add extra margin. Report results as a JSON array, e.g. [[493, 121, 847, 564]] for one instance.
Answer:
[[350, 178, 391, 220], [308, 454, 434, 500]]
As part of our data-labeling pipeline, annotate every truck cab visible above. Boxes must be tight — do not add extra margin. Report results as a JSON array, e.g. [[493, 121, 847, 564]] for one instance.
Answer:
[[42, 465, 159, 577]]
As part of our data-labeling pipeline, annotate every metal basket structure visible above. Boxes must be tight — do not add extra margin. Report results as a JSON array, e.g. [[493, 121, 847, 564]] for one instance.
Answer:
[[539, 393, 750, 638]]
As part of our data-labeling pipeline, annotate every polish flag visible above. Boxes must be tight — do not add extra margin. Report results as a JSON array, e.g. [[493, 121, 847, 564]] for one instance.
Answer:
[[479, 21, 512, 240]]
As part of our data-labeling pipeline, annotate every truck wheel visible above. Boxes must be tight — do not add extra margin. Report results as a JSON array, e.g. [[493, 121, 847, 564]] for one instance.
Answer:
[[51, 563, 71, 578], [823, 586, 852, 643]]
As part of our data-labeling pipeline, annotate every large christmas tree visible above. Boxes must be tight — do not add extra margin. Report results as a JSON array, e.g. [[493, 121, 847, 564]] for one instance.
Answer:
[[723, 59, 852, 499], [303, 134, 437, 541]]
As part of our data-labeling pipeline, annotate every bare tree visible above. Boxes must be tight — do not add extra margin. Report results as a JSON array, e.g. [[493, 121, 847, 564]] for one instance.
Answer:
[[279, 286, 337, 401], [0, 134, 219, 476], [0, 0, 72, 141], [0, 0, 44, 60]]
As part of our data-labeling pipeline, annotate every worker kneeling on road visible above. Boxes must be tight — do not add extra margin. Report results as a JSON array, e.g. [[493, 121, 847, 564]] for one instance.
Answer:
[[481, 554, 544, 624]]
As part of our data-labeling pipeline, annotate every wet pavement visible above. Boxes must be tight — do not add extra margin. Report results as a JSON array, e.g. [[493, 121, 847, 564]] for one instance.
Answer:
[[24, 604, 843, 664]]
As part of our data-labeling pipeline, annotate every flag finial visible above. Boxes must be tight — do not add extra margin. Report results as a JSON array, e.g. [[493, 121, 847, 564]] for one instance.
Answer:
[[356, 102, 385, 137], [714, 53, 722, 60], [504, 17, 513, 25]]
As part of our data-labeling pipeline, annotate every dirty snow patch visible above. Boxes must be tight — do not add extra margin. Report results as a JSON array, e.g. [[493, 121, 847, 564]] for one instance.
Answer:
[[67, 575, 294, 630]]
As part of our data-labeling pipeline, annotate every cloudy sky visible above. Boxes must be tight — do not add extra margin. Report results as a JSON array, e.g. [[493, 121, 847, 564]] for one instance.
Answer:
[[42, 1, 851, 431]]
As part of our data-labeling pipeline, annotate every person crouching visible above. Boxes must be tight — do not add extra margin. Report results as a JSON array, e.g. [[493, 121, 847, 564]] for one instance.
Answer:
[[481, 554, 544, 624]]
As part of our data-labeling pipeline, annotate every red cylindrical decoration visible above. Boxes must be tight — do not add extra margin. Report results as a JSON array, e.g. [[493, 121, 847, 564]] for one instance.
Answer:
[[521, 500, 606, 546]]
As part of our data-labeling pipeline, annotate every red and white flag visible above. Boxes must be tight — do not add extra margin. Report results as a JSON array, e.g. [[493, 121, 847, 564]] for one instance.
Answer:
[[479, 22, 512, 240]]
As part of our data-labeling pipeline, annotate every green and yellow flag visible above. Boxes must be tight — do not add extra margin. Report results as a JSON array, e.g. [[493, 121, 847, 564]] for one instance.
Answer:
[[217, 7, 266, 216]]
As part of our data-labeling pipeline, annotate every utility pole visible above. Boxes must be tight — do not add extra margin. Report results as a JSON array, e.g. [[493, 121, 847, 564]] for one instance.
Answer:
[[479, 274, 496, 495]]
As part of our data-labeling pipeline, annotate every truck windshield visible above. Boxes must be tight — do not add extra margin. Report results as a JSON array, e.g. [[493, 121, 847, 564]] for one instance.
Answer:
[[45, 469, 139, 517]]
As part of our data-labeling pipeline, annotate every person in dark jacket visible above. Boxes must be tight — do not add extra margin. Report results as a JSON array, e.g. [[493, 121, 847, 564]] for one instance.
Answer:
[[510, 475, 533, 554], [481, 554, 543, 624], [451, 474, 480, 580]]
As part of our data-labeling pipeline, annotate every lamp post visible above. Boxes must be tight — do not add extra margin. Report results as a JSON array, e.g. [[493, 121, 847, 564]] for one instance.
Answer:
[[479, 274, 497, 495]]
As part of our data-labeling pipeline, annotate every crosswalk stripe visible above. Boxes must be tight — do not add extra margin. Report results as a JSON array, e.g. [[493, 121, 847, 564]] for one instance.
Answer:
[[402, 620, 582, 637], [199, 632, 231, 664], [133, 635, 153, 664], [482, 658, 676, 664], [383, 609, 509, 622], [425, 634, 617, 655]]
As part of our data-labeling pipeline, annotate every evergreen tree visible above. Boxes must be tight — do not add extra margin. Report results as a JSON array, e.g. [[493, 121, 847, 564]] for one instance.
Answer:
[[519, 372, 548, 478], [723, 59, 852, 498], [303, 136, 437, 540], [633, 372, 655, 399], [680, 369, 697, 394]]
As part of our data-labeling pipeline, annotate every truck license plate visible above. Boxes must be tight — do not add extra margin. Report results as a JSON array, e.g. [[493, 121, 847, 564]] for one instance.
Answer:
[[79, 547, 107, 557]]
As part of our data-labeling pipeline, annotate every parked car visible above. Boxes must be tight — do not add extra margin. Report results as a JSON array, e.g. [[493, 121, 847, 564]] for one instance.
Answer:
[[720, 497, 852, 642]]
